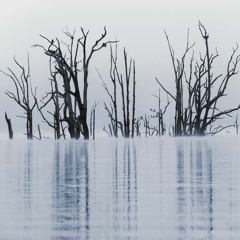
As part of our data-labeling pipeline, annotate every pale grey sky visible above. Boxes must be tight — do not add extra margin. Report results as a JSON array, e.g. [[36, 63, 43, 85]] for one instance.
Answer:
[[1, 0, 240, 137]]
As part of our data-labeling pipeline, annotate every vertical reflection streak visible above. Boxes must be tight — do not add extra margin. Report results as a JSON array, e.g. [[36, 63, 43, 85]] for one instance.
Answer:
[[112, 139, 138, 240], [113, 140, 119, 237], [176, 139, 213, 240], [207, 146, 213, 235], [176, 141, 186, 240], [132, 141, 138, 240], [23, 142, 33, 239], [84, 142, 90, 239], [127, 141, 131, 235], [52, 140, 90, 240]]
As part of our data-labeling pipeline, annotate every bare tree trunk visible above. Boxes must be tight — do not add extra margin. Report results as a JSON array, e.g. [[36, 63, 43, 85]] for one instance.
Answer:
[[5, 112, 13, 139], [38, 124, 42, 140], [90, 102, 98, 139], [131, 61, 136, 138], [124, 49, 131, 137], [150, 87, 170, 137], [93, 107, 96, 140], [235, 115, 239, 135]]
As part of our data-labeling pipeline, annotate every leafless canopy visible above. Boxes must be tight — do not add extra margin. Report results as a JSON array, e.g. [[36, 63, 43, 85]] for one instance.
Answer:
[[156, 22, 240, 136], [1, 56, 36, 139], [33, 27, 117, 139]]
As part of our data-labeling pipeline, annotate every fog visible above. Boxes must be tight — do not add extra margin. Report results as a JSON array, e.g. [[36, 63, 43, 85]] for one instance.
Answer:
[[1, 0, 240, 137]]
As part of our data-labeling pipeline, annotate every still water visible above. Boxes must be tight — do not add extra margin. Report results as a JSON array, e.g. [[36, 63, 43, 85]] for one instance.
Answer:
[[0, 136, 240, 240]]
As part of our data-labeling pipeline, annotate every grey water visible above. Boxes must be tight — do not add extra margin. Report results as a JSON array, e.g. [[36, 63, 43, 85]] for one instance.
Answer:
[[0, 136, 240, 240]]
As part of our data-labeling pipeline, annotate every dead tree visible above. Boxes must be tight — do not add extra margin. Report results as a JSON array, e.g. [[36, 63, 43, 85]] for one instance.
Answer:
[[156, 29, 194, 136], [150, 89, 170, 136], [33, 27, 116, 139], [37, 124, 42, 140], [35, 59, 66, 139], [97, 45, 119, 137], [5, 112, 13, 139], [157, 22, 240, 136], [135, 117, 142, 137], [143, 115, 157, 137], [100, 45, 136, 138], [193, 22, 240, 134], [234, 115, 239, 135], [131, 58, 136, 138], [1, 56, 36, 139], [90, 101, 98, 140]]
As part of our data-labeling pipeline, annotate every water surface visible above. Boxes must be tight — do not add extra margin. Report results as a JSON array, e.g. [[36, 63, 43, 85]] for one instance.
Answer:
[[0, 136, 240, 239]]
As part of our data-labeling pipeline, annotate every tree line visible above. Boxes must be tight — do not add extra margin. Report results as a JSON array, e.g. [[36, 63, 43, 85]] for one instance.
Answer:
[[1, 22, 240, 140]]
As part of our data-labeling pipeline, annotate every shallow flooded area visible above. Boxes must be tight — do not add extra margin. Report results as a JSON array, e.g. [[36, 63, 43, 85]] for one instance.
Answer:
[[0, 136, 240, 240]]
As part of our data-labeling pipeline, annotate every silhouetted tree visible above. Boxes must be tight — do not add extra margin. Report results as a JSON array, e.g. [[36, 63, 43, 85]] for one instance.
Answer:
[[34, 27, 116, 139], [5, 112, 13, 139], [234, 115, 239, 135], [1, 56, 36, 139], [90, 101, 98, 140], [192, 22, 240, 135], [150, 89, 170, 136], [100, 45, 137, 138], [35, 58, 66, 139], [157, 22, 240, 136], [156, 29, 194, 136]]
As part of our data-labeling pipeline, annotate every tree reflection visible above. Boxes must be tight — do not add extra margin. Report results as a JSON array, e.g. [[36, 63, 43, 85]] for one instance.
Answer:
[[112, 140, 138, 240], [176, 139, 213, 240], [23, 141, 33, 238], [52, 141, 90, 240]]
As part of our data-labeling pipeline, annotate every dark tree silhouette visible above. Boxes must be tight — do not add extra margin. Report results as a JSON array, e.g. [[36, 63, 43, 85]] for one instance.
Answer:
[[5, 112, 13, 139], [150, 89, 170, 136], [90, 101, 98, 140], [157, 22, 240, 136], [99, 45, 137, 138], [34, 27, 117, 139], [156, 29, 194, 136], [35, 58, 66, 139], [1, 56, 37, 139], [234, 115, 240, 135]]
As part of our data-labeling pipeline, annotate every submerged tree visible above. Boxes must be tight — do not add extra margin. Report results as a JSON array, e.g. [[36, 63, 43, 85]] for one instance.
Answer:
[[156, 29, 195, 136], [100, 45, 137, 138], [35, 58, 66, 139], [34, 27, 116, 139], [150, 89, 170, 136], [1, 56, 37, 139], [5, 112, 13, 139], [234, 114, 240, 135], [157, 22, 240, 136], [90, 101, 98, 140]]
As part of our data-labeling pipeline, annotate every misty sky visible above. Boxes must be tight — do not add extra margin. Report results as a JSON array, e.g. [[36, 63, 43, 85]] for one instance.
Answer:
[[1, 0, 240, 137]]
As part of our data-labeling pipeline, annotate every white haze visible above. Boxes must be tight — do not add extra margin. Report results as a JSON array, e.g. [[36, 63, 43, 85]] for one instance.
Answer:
[[0, 0, 240, 137]]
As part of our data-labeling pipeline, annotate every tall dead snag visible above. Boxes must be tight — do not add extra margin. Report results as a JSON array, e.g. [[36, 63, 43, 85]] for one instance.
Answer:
[[131, 58, 136, 138], [5, 112, 13, 139], [156, 29, 194, 136], [100, 45, 136, 138], [234, 115, 239, 135], [157, 22, 240, 136], [1, 56, 36, 139], [90, 101, 98, 140], [98, 45, 119, 137], [118, 48, 136, 137], [35, 58, 65, 139], [34, 27, 116, 139]]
